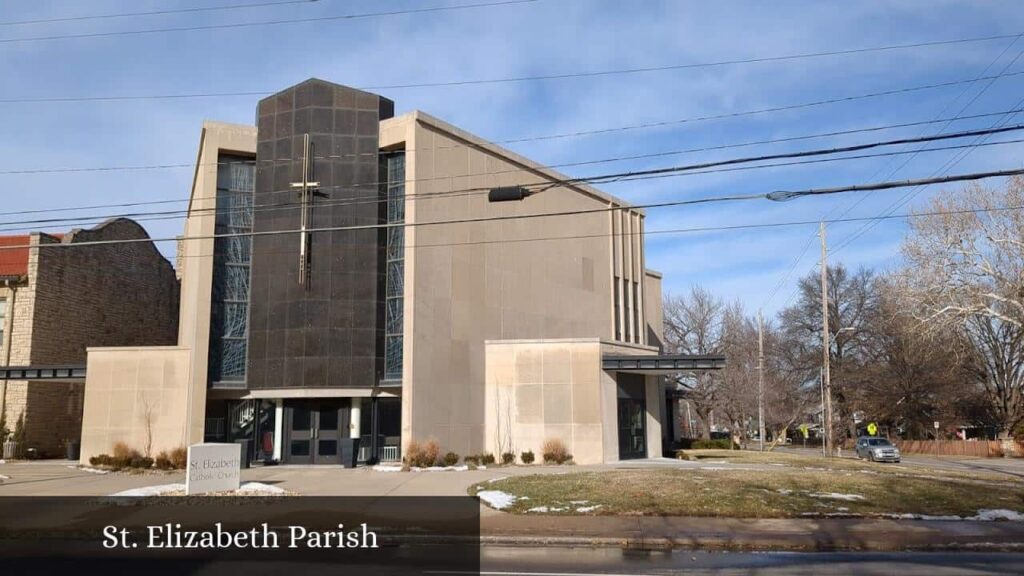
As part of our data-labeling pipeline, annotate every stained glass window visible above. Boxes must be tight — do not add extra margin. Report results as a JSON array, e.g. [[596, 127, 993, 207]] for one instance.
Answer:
[[209, 154, 255, 384], [384, 153, 405, 381]]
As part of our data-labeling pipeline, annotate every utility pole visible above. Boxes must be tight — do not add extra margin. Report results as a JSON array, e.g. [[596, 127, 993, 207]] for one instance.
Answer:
[[819, 221, 834, 457], [819, 368, 826, 457], [757, 309, 765, 452]]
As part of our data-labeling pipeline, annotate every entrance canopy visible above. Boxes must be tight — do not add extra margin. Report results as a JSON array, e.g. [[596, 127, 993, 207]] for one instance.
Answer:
[[602, 354, 725, 375]]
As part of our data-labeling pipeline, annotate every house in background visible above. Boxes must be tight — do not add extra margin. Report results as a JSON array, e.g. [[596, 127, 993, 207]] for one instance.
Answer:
[[0, 219, 179, 457]]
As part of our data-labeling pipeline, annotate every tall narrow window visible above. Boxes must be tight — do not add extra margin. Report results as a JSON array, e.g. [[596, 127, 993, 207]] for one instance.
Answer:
[[209, 155, 255, 384], [0, 298, 7, 349], [632, 281, 641, 344], [623, 277, 632, 342], [384, 152, 406, 381], [613, 277, 621, 341]]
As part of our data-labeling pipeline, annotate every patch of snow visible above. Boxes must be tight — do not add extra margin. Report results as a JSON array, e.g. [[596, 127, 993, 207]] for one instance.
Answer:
[[236, 482, 287, 495], [575, 505, 601, 512], [0, 459, 5, 464], [526, 506, 566, 513], [569, 500, 589, 505], [111, 483, 185, 497], [477, 490, 517, 510], [801, 512, 863, 518], [372, 464, 472, 472], [837, 507, 849, 512], [70, 465, 110, 475], [0, 474, 8, 480], [974, 509, 1024, 521], [809, 492, 865, 501], [413, 465, 469, 472], [885, 513, 963, 521], [488, 476, 508, 483], [111, 482, 288, 497], [372, 464, 404, 472], [776, 489, 793, 495]]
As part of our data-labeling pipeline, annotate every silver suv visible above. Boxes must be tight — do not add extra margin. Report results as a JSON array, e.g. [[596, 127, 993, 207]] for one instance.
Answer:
[[855, 437, 901, 463]]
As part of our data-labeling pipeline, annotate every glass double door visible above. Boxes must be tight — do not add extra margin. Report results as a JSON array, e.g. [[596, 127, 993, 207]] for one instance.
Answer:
[[286, 399, 349, 465], [617, 374, 647, 460]]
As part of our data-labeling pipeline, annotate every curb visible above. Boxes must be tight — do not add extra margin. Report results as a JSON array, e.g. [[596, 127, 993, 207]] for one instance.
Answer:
[[478, 532, 1024, 553]]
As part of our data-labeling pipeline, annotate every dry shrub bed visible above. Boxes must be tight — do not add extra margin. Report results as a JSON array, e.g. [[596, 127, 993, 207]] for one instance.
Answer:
[[88, 443, 186, 472]]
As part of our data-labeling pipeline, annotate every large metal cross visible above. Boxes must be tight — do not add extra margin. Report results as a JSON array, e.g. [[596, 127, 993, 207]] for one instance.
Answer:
[[290, 133, 320, 287]]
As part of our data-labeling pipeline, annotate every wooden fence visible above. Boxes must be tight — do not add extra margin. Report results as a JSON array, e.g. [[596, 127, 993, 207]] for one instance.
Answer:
[[895, 440, 1006, 457]]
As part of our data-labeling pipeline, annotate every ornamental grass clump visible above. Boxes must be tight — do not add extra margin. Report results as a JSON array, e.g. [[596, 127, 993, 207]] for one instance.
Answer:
[[542, 438, 572, 464]]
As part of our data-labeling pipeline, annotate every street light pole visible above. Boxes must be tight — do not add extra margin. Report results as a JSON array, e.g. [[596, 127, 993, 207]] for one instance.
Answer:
[[758, 309, 765, 452], [819, 222, 835, 457]]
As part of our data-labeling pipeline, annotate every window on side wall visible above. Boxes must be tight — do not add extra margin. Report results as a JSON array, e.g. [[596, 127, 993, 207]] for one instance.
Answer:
[[0, 298, 6, 348]]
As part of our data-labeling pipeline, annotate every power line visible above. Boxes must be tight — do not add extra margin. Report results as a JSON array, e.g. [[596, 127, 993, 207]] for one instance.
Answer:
[[0, 0, 537, 44], [163, 203, 1024, 262], [0, 0, 320, 27], [6, 107, 1024, 178], [2, 130, 1021, 234], [2, 166, 1022, 252], [555, 124, 1024, 187], [3, 40, 1023, 102], [830, 43, 1024, 253], [761, 34, 1024, 311]]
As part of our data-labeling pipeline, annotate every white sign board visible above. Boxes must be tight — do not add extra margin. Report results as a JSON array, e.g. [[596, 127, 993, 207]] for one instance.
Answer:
[[934, 421, 940, 430], [186, 443, 241, 495]]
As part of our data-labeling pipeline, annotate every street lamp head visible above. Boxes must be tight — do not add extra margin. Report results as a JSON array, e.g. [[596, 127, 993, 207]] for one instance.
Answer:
[[488, 186, 534, 203]]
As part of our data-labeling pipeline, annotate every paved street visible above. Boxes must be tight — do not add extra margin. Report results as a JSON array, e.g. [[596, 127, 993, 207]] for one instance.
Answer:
[[775, 446, 1024, 478], [479, 547, 1024, 575]]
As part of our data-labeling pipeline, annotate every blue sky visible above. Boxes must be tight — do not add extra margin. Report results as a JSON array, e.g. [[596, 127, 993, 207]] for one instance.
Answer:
[[2, 0, 1024, 319]]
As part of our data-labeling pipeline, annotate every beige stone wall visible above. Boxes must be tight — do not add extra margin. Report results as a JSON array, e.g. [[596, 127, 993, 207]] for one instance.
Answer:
[[485, 338, 664, 464], [80, 347, 191, 462], [4, 274, 34, 367], [644, 270, 664, 350], [176, 122, 256, 446], [485, 339, 605, 464], [381, 112, 648, 456]]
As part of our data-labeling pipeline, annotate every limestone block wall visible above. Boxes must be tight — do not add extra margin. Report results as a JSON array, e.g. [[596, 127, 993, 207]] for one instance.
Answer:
[[79, 347, 191, 462], [485, 339, 606, 464], [29, 220, 179, 364], [1, 220, 180, 456]]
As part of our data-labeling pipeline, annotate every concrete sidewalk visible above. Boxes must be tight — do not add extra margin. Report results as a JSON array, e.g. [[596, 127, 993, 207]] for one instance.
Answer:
[[480, 514, 1024, 552]]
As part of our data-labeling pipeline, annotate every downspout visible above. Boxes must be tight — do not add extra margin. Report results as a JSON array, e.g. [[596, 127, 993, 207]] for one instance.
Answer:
[[0, 278, 20, 432]]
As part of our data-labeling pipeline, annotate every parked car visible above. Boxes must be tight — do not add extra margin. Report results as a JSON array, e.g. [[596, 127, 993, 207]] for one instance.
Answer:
[[854, 437, 901, 463]]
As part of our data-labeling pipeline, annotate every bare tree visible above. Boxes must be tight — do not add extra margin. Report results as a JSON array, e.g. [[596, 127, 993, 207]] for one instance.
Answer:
[[141, 396, 155, 459], [778, 264, 879, 445], [861, 279, 972, 439], [897, 177, 1024, 437], [663, 286, 726, 439], [717, 302, 758, 447]]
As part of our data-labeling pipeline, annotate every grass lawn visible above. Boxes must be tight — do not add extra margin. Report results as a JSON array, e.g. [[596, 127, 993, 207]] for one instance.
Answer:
[[472, 450, 1024, 518]]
